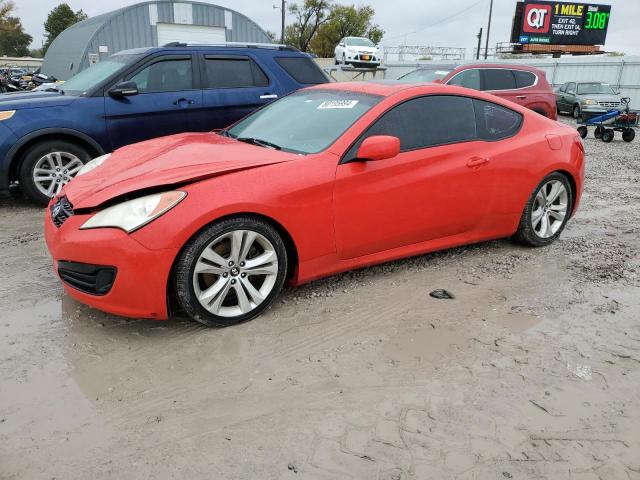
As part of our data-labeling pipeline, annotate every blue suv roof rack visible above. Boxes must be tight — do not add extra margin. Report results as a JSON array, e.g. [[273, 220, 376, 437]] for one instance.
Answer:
[[162, 42, 299, 52]]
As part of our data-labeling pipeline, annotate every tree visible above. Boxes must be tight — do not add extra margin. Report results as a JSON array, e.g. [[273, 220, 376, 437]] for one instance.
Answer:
[[284, 0, 332, 52], [265, 30, 278, 43], [0, 1, 32, 57], [43, 3, 88, 53], [309, 4, 384, 57]]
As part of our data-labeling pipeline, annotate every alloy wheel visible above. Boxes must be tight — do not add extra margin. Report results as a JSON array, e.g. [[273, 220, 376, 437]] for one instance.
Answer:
[[33, 151, 84, 198], [531, 180, 569, 239], [192, 229, 278, 318]]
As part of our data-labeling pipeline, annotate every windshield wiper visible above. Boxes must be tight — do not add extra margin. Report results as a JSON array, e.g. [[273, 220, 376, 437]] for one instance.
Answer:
[[236, 137, 282, 150]]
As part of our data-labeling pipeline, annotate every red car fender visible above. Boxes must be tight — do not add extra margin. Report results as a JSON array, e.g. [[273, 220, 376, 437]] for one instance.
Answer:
[[131, 153, 341, 268]]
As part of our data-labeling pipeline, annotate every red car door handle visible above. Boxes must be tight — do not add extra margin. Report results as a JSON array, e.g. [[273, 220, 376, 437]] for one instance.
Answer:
[[516, 95, 527, 99], [467, 156, 489, 168]]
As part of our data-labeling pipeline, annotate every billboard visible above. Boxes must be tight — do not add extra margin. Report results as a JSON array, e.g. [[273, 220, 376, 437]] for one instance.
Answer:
[[512, 1, 611, 45]]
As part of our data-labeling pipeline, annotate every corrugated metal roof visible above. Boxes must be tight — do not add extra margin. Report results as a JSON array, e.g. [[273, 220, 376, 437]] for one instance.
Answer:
[[42, 1, 270, 80]]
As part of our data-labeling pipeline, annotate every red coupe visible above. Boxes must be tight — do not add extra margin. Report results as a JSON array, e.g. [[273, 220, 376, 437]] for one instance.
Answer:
[[45, 82, 585, 327]]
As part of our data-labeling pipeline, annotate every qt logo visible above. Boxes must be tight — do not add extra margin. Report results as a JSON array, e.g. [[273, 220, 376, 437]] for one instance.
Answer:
[[523, 4, 552, 33]]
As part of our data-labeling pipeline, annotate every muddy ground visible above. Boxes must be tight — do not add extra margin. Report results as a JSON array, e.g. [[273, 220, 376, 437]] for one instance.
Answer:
[[1, 118, 639, 479]]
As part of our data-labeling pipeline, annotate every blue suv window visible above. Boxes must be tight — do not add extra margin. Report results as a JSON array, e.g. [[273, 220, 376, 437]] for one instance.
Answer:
[[204, 56, 269, 88], [275, 57, 327, 84], [62, 52, 144, 95], [129, 58, 193, 93]]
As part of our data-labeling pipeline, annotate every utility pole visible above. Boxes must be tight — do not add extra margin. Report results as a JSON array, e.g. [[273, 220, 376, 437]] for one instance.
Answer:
[[476, 27, 483, 60], [273, 1, 286, 44], [484, 0, 493, 59], [280, 0, 286, 44]]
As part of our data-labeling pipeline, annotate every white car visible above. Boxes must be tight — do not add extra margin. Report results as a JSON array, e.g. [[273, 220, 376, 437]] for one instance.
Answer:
[[334, 37, 381, 68]]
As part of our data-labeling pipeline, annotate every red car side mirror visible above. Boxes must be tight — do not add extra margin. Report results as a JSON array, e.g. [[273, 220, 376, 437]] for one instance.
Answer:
[[356, 135, 400, 161], [432, 78, 443, 84]]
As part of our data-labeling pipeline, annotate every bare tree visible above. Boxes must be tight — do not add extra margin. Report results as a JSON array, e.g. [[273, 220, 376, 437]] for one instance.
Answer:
[[284, 0, 332, 52]]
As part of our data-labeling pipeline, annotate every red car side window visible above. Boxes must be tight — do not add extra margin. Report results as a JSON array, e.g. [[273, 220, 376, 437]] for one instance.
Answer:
[[448, 69, 481, 90], [513, 70, 537, 89], [344, 95, 477, 161], [473, 99, 523, 141], [481, 69, 516, 91]]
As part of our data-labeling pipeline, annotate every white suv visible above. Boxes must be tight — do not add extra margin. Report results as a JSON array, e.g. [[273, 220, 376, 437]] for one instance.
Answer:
[[334, 37, 381, 68]]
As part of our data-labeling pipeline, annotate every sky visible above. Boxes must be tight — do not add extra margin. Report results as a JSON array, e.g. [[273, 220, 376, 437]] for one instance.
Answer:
[[14, 0, 640, 58]]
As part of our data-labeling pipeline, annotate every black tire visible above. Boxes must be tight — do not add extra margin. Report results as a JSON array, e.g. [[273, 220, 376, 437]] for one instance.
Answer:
[[175, 216, 288, 327], [601, 129, 614, 143], [594, 126, 604, 139], [622, 128, 635, 142], [18, 139, 91, 206], [515, 172, 573, 247], [572, 104, 581, 119], [577, 126, 587, 139]]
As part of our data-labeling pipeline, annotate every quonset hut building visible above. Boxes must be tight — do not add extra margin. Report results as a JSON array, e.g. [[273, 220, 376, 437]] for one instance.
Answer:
[[42, 1, 271, 80]]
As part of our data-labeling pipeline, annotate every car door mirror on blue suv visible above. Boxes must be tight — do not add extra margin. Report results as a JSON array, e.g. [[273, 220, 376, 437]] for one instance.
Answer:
[[108, 81, 139, 97]]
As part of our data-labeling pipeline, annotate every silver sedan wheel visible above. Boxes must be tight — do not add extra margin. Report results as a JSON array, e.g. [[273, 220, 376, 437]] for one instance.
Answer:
[[33, 151, 84, 198], [531, 179, 569, 238], [192, 230, 279, 318]]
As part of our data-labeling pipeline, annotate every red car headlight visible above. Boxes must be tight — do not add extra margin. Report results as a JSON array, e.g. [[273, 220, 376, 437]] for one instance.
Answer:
[[80, 191, 186, 233]]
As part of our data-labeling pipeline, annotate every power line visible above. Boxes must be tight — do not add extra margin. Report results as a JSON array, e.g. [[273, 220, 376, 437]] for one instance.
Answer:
[[384, 0, 487, 42]]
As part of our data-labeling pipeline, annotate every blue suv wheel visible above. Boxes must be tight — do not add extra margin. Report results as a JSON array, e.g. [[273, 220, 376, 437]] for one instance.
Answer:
[[19, 140, 91, 206]]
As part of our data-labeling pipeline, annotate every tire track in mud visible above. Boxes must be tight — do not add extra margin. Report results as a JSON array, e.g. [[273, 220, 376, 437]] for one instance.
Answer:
[[90, 242, 546, 426], [100, 298, 412, 424]]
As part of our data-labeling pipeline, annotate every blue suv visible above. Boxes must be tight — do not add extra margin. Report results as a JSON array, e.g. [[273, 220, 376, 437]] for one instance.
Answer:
[[0, 43, 329, 204]]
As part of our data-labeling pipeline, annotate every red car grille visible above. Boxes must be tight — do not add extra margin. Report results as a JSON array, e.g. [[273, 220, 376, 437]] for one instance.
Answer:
[[50, 196, 74, 228]]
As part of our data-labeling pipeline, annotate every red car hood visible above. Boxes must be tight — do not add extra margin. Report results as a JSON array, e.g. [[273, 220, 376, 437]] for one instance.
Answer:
[[65, 133, 296, 209]]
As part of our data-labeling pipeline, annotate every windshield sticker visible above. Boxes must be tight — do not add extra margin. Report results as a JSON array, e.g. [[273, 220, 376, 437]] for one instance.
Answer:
[[317, 100, 359, 110]]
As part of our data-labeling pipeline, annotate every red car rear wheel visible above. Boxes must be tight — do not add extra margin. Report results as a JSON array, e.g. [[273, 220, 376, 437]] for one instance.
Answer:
[[515, 172, 573, 247]]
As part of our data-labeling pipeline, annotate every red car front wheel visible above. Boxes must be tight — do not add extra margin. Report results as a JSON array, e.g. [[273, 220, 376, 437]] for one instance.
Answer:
[[175, 216, 288, 327]]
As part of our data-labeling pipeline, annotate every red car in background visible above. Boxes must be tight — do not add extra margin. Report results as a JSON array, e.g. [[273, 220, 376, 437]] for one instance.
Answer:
[[399, 63, 557, 120], [45, 82, 582, 327]]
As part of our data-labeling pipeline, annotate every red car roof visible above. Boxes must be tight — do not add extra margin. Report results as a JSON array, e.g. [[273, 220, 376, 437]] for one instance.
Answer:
[[307, 81, 428, 97], [306, 79, 534, 103], [455, 63, 546, 75]]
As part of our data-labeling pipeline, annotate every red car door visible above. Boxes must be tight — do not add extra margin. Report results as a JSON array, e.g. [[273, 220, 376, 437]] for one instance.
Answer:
[[333, 95, 495, 260]]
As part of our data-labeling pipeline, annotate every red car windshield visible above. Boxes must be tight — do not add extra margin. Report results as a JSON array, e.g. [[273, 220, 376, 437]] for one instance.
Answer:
[[227, 90, 382, 154]]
